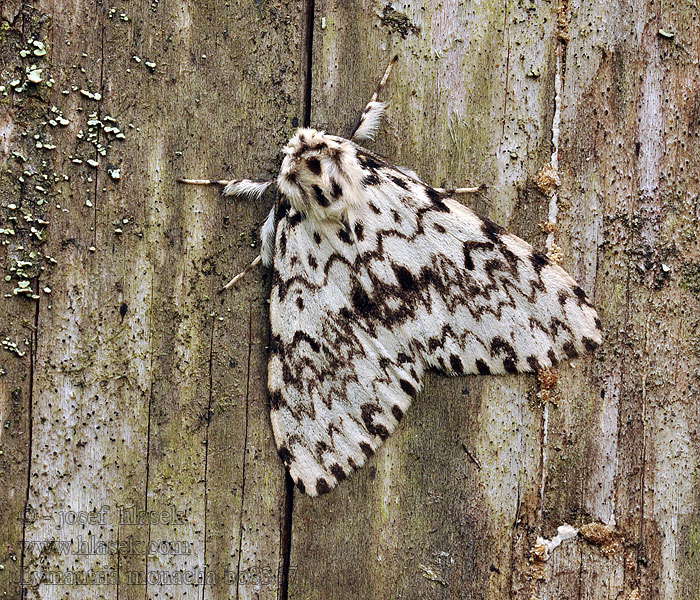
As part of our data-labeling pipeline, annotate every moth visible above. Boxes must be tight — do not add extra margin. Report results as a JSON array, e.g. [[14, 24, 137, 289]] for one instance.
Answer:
[[180, 57, 602, 497]]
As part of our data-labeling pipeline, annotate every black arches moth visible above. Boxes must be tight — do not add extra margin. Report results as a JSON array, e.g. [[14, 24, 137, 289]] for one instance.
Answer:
[[179, 57, 601, 497]]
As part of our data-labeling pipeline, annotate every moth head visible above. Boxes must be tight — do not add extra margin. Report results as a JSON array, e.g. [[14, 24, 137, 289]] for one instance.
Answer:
[[278, 128, 355, 220]]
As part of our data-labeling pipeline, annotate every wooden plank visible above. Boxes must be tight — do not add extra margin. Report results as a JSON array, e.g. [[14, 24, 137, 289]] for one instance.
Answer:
[[535, 1, 700, 598], [291, 2, 561, 598], [0, 6, 63, 598], [1, 2, 302, 599], [3, 1, 699, 599]]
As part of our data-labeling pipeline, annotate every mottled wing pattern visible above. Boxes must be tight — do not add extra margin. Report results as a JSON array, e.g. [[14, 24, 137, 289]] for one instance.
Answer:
[[268, 134, 601, 496]]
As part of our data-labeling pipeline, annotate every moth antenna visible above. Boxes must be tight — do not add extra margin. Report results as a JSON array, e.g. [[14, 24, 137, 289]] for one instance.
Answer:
[[220, 254, 262, 292], [178, 178, 272, 200], [223, 179, 272, 199], [434, 185, 484, 195], [177, 178, 232, 186], [350, 55, 398, 141]]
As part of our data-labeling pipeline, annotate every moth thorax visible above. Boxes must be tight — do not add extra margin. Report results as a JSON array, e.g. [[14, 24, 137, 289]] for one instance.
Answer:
[[278, 128, 347, 219]]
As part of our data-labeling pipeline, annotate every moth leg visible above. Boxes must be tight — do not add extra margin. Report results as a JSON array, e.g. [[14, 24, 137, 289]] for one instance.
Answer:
[[220, 254, 262, 292], [433, 184, 485, 195], [349, 55, 398, 142], [178, 178, 272, 200]]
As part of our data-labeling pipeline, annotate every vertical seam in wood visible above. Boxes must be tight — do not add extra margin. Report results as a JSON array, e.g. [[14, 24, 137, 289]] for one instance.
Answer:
[[301, 0, 315, 127], [279, 4, 315, 597]]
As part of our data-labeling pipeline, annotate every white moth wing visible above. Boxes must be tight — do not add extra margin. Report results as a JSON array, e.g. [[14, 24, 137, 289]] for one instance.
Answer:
[[267, 131, 601, 496]]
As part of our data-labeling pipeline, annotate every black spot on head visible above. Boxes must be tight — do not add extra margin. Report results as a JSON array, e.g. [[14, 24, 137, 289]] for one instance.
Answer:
[[547, 349, 557, 365], [450, 354, 464, 375], [425, 186, 449, 212], [296, 297, 304, 310], [330, 464, 347, 482], [307, 157, 321, 175], [476, 359, 491, 375], [434, 223, 446, 233], [269, 390, 284, 410], [391, 209, 401, 223], [503, 358, 518, 374], [594, 317, 602, 330], [582, 337, 598, 352], [348, 458, 356, 469], [313, 231, 321, 244], [391, 405, 404, 422], [278, 445, 293, 465], [316, 440, 329, 455], [359, 442, 373, 458], [558, 291, 569, 306], [119, 303, 128, 317], [313, 184, 330, 207], [428, 338, 440, 352], [308, 254, 318, 269], [369, 202, 381, 215], [296, 479, 306, 494], [481, 217, 504, 243], [393, 266, 416, 292], [390, 175, 409, 189], [330, 180, 342, 198], [396, 352, 410, 363], [399, 379, 416, 397], [354, 221, 365, 241]]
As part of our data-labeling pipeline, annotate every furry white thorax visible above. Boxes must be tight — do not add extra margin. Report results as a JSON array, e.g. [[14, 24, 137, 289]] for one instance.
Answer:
[[277, 128, 368, 223]]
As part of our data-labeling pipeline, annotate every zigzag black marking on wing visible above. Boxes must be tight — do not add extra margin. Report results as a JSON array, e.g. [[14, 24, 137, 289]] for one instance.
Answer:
[[275, 192, 559, 332]]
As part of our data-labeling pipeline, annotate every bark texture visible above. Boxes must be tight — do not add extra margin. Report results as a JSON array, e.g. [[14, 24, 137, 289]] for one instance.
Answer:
[[0, 1, 698, 599]]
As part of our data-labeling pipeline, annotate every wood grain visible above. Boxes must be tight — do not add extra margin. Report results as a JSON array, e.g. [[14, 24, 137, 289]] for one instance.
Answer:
[[1, 1, 699, 599], [1, 2, 301, 599]]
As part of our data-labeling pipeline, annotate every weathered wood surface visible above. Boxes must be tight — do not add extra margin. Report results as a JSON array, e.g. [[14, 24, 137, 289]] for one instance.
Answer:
[[0, 1, 698, 599]]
